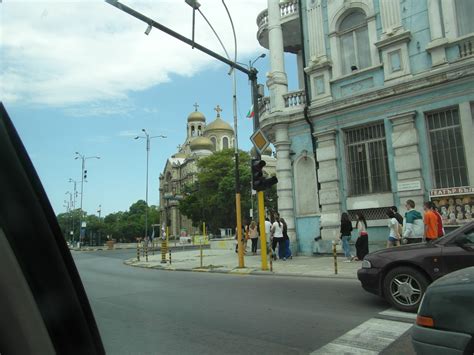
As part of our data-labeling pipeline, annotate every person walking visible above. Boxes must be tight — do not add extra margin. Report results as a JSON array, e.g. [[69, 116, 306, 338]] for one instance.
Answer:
[[339, 212, 353, 262], [280, 217, 292, 260], [248, 220, 259, 255], [386, 209, 401, 248], [430, 202, 445, 238], [423, 202, 439, 241], [403, 199, 424, 244], [270, 214, 285, 260], [353, 212, 369, 261], [390, 206, 403, 226], [264, 217, 273, 257]]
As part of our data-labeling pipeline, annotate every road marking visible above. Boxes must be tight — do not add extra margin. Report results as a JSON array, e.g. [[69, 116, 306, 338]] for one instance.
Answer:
[[310, 318, 412, 354], [378, 309, 417, 321]]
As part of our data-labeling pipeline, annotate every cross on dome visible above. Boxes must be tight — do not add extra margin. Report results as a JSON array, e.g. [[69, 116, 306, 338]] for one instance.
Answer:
[[193, 102, 199, 111], [214, 105, 222, 117]]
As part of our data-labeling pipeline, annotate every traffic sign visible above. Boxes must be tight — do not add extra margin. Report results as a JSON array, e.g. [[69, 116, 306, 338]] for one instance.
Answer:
[[250, 129, 270, 155]]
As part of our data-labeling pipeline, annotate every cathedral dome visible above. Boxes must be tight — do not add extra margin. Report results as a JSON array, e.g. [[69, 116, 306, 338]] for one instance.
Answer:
[[190, 136, 214, 151], [204, 117, 233, 133], [187, 111, 206, 122]]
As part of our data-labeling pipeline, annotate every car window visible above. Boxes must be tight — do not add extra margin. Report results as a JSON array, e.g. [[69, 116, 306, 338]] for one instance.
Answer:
[[460, 230, 474, 247]]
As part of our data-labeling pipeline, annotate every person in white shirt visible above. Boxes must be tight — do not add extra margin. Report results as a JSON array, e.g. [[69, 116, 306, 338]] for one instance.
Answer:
[[264, 217, 272, 254], [386, 209, 401, 247], [270, 214, 286, 260]]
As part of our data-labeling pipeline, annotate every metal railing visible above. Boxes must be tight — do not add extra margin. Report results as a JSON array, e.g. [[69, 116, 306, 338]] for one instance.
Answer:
[[256, 0, 299, 29]]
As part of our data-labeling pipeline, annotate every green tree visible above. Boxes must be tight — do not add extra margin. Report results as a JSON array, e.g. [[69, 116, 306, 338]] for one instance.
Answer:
[[179, 149, 253, 233]]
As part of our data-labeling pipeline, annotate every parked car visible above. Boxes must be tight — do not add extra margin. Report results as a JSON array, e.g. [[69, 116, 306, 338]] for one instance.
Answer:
[[412, 266, 474, 355], [357, 221, 474, 312]]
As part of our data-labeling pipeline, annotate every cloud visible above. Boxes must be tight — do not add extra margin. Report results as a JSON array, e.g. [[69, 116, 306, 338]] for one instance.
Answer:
[[1, 0, 267, 108], [117, 129, 139, 137]]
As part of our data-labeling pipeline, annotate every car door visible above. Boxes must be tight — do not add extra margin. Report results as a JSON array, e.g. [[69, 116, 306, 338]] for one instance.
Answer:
[[440, 224, 474, 275], [0, 103, 105, 354]]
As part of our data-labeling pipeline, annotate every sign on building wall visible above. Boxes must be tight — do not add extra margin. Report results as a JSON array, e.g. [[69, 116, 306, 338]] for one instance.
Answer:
[[430, 186, 474, 226]]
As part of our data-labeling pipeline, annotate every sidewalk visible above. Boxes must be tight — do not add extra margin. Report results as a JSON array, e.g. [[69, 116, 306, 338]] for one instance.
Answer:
[[70, 242, 210, 252], [124, 249, 362, 279]]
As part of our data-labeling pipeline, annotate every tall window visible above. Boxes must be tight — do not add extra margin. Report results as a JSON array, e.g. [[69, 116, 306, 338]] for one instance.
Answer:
[[210, 137, 217, 151], [455, 0, 474, 36], [426, 107, 468, 188], [345, 123, 391, 196], [222, 137, 229, 149], [339, 10, 371, 75]]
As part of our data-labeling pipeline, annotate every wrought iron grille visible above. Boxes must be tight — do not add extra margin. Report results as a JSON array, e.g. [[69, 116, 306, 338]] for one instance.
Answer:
[[426, 107, 468, 188], [345, 123, 391, 196], [348, 207, 389, 221]]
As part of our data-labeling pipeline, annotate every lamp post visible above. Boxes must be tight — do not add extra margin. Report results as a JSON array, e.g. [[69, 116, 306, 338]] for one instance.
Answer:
[[74, 152, 100, 245], [135, 130, 166, 241], [68, 178, 79, 242]]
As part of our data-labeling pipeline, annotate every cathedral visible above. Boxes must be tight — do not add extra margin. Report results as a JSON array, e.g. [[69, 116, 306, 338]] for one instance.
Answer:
[[159, 105, 275, 238]]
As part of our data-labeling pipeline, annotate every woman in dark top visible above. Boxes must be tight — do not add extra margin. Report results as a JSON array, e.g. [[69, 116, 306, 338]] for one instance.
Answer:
[[354, 212, 369, 261], [280, 217, 292, 260], [339, 212, 353, 262]]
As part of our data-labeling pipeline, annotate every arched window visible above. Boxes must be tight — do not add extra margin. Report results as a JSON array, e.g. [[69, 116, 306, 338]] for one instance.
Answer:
[[339, 10, 371, 75], [294, 156, 319, 215], [455, 0, 474, 36], [210, 137, 217, 151], [222, 137, 229, 149], [198, 125, 202, 136], [191, 126, 196, 137]]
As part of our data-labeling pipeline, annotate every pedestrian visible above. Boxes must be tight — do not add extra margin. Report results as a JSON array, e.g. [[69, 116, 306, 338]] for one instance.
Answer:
[[243, 220, 249, 253], [280, 217, 292, 260], [270, 214, 285, 260], [423, 202, 439, 241], [264, 216, 273, 257], [430, 202, 445, 238], [248, 220, 259, 255], [386, 209, 401, 248], [353, 212, 369, 261], [403, 199, 424, 244], [390, 206, 403, 226], [339, 212, 353, 262]]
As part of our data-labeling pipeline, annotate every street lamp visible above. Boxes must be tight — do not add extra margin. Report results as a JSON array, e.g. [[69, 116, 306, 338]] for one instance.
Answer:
[[74, 152, 100, 245], [134, 130, 166, 241]]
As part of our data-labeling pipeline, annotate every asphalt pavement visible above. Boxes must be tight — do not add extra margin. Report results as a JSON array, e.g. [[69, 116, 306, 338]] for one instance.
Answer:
[[73, 249, 416, 355]]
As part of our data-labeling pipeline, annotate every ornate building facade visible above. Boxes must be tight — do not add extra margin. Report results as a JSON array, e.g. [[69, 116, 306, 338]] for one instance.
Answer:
[[159, 105, 276, 237], [256, 0, 474, 254]]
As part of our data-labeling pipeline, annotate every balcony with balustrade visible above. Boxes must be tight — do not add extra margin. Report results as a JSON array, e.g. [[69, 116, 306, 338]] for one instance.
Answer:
[[256, 0, 301, 53], [258, 89, 306, 120]]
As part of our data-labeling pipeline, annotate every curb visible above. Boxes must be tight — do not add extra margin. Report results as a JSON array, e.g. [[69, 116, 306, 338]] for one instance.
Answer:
[[123, 258, 358, 280], [70, 244, 210, 253]]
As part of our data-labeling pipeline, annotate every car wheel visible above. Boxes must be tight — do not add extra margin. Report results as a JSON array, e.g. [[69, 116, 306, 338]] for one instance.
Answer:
[[383, 266, 429, 313]]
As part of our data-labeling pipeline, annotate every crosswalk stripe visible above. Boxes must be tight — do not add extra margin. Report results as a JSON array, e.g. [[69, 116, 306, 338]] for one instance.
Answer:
[[378, 309, 417, 321], [310, 318, 412, 354]]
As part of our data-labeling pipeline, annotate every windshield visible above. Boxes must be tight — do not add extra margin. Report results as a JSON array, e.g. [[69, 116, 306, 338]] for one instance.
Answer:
[[3, 0, 474, 354]]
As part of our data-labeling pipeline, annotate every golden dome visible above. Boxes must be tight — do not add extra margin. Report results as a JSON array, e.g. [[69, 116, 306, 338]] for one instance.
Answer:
[[172, 152, 187, 158], [187, 111, 206, 122], [190, 136, 214, 151], [204, 117, 233, 132]]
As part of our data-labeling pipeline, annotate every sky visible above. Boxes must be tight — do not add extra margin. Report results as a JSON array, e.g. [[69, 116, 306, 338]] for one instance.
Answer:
[[1, 0, 298, 216]]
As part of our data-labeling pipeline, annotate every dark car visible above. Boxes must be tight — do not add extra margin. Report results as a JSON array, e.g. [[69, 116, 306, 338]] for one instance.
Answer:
[[357, 222, 474, 312], [412, 266, 474, 355]]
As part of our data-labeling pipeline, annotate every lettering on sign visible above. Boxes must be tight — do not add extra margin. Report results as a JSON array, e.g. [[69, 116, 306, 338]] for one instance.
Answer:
[[397, 181, 421, 192], [430, 186, 474, 197]]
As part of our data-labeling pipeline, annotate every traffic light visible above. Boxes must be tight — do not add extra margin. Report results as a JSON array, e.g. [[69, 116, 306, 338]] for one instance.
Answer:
[[83, 170, 87, 180], [251, 159, 278, 191]]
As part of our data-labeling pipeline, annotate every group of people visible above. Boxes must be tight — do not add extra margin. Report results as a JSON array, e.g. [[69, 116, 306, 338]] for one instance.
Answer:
[[235, 213, 292, 261], [339, 199, 446, 262], [385, 200, 445, 247]]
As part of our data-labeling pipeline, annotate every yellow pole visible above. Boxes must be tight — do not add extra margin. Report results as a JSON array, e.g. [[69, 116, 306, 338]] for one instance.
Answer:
[[236, 193, 244, 268], [257, 191, 268, 271]]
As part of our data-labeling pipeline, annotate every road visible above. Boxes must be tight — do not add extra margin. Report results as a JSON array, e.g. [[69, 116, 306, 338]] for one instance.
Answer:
[[73, 250, 416, 355]]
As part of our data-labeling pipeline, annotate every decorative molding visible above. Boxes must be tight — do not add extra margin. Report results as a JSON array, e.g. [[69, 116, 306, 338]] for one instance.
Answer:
[[374, 30, 411, 49]]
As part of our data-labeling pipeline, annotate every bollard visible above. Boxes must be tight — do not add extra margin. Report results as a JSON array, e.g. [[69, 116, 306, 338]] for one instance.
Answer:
[[269, 246, 273, 272], [145, 241, 148, 262], [200, 239, 203, 268], [161, 239, 167, 264], [169, 249, 172, 264], [152, 239, 154, 256], [333, 241, 338, 275], [136, 239, 140, 261]]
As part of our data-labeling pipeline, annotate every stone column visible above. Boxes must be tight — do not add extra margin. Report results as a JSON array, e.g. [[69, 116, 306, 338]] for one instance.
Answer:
[[274, 124, 296, 242], [459, 102, 474, 185], [380, 0, 401, 35], [267, 0, 288, 111], [313, 130, 341, 241], [389, 111, 425, 210], [307, 0, 326, 60]]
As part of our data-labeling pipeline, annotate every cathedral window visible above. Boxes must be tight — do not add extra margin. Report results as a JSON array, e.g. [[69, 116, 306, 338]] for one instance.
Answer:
[[222, 136, 229, 149]]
